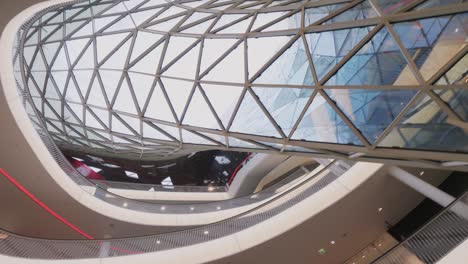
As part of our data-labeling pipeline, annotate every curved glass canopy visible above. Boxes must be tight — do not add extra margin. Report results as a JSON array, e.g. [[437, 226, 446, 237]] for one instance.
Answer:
[[16, 0, 468, 167]]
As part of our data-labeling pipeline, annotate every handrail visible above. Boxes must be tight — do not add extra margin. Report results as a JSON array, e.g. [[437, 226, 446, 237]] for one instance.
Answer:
[[0, 157, 353, 259], [371, 190, 468, 264]]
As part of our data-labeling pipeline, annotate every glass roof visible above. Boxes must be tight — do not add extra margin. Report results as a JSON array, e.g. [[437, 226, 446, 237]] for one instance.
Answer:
[[15, 0, 468, 163]]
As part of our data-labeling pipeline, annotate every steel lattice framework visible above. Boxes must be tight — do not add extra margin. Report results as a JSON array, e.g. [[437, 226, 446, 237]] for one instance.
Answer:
[[15, 0, 468, 169]]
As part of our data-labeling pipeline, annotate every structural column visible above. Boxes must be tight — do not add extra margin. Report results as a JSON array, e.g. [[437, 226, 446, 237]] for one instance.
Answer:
[[388, 167, 468, 220]]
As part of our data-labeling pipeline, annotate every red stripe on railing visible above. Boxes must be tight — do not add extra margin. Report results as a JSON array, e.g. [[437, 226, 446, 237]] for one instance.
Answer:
[[0, 168, 94, 240], [227, 153, 253, 186], [0, 168, 144, 255]]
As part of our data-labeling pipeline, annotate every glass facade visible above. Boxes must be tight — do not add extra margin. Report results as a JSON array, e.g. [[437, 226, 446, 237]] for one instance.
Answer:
[[16, 0, 468, 165]]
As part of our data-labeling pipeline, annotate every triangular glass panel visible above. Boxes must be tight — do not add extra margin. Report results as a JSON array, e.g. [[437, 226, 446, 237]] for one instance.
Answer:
[[71, 21, 93, 37], [130, 31, 164, 61], [163, 43, 200, 78], [63, 104, 82, 125], [325, 27, 419, 86], [94, 16, 119, 32], [247, 36, 292, 78], [436, 54, 467, 85], [217, 16, 253, 34], [23, 46, 36, 67], [50, 71, 68, 95], [86, 129, 109, 142], [251, 11, 288, 31], [86, 76, 107, 107], [181, 130, 216, 145], [161, 78, 194, 118], [31, 51, 47, 72], [44, 100, 62, 120], [73, 8, 92, 20], [65, 7, 84, 20], [144, 81, 177, 123], [65, 21, 88, 38], [128, 72, 155, 110], [74, 41, 94, 69], [101, 38, 132, 69], [323, 0, 378, 24], [412, 0, 465, 11], [254, 37, 312, 85], [42, 42, 61, 66], [291, 93, 362, 145], [65, 78, 83, 103], [73, 70, 94, 97], [46, 120, 63, 134], [261, 12, 300, 32], [142, 122, 173, 141], [51, 46, 68, 71], [374, 0, 419, 14], [44, 78, 60, 100], [103, 3, 127, 15], [200, 38, 238, 74], [25, 31, 39, 46], [31, 72, 47, 92], [111, 114, 136, 135], [93, 129, 112, 140], [130, 9, 161, 27], [203, 42, 244, 83], [392, 13, 467, 81], [120, 114, 142, 136], [96, 33, 129, 63], [211, 14, 251, 33], [65, 125, 84, 139], [92, 2, 114, 15], [378, 94, 467, 152], [149, 6, 185, 21], [162, 36, 198, 68], [66, 38, 90, 65], [98, 70, 123, 102], [85, 108, 107, 129], [183, 87, 220, 129], [104, 15, 135, 33], [198, 131, 226, 146], [155, 123, 180, 140], [28, 78, 41, 97], [306, 26, 373, 82], [129, 42, 164, 74], [180, 12, 214, 28], [113, 78, 138, 115], [147, 15, 184, 31], [326, 89, 417, 143], [304, 4, 346, 26], [436, 89, 468, 122], [252, 87, 313, 136], [228, 137, 261, 149], [230, 90, 282, 138], [44, 26, 64, 42], [180, 18, 216, 34]]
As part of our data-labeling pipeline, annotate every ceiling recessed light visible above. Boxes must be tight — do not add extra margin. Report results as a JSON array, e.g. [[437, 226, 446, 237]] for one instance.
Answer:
[[204, 230, 209, 235], [318, 248, 326, 255], [330, 240, 335, 245], [378, 207, 383, 212], [420, 171, 425, 176], [156, 240, 161, 244], [123, 202, 128, 207]]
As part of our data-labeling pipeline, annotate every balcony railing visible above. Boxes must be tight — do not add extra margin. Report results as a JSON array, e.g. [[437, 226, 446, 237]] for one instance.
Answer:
[[372, 191, 468, 264]]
